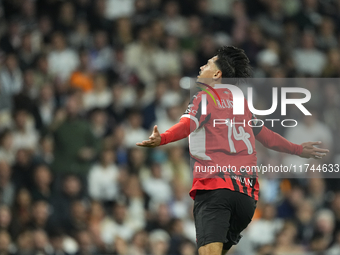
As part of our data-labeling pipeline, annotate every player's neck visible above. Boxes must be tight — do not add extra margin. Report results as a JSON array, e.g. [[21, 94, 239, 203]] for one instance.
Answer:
[[210, 81, 221, 88], [196, 79, 221, 88]]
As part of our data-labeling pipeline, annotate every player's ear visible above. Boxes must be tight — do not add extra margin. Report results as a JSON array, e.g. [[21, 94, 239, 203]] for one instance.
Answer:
[[213, 70, 222, 80]]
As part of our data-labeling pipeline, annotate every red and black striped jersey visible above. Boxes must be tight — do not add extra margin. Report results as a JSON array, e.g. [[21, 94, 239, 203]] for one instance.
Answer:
[[181, 85, 260, 201]]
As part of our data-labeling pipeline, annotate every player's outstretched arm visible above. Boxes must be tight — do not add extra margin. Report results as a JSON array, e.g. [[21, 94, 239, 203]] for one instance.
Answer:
[[136, 125, 161, 148], [255, 126, 329, 159], [299, 141, 329, 159], [136, 117, 193, 148]]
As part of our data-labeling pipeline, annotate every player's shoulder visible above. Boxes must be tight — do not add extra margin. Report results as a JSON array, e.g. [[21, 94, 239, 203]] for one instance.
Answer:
[[190, 90, 205, 102], [194, 90, 206, 97]]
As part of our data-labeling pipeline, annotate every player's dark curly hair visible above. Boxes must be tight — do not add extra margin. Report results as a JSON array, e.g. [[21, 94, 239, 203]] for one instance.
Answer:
[[215, 46, 252, 82]]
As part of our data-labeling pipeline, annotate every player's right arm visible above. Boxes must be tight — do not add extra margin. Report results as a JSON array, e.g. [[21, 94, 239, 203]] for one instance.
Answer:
[[136, 118, 192, 148]]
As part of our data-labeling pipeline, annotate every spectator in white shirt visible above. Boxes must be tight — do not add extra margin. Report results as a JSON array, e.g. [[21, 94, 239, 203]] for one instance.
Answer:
[[293, 32, 326, 76], [105, 0, 135, 20], [100, 202, 135, 245], [123, 175, 147, 231], [310, 209, 335, 251], [0, 130, 16, 166], [162, 1, 188, 38], [12, 109, 38, 152], [0, 161, 15, 206], [0, 54, 23, 96], [48, 32, 79, 82], [149, 229, 170, 255], [168, 182, 191, 220], [125, 26, 163, 87], [37, 85, 55, 128], [89, 31, 114, 71], [83, 73, 112, 111], [88, 149, 119, 202], [89, 109, 108, 139], [142, 163, 172, 205], [326, 229, 340, 255], [153, 36, 181, 77], [246, 204, 283, 249], [123, 110, 148, 148]]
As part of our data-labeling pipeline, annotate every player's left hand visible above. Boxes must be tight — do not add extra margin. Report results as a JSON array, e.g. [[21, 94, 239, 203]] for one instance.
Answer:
[[136, 125, 161, 148], [299, 141, 329, 159]]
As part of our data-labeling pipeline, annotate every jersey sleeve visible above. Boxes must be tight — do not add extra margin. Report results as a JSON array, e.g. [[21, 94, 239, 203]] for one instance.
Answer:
[[250, 114, 263, 136], [160, 117, 192, 145], [255, 126, 303, 155], [181, 92, 210, 131], [244, 99, 263, 136]]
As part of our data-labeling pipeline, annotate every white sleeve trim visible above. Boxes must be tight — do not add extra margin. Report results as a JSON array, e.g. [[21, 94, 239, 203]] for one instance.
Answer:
[[180, 114, 199, 131]]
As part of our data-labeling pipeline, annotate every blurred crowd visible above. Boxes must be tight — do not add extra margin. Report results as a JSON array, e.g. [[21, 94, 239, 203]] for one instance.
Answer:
[[0, 0, 340, 254]]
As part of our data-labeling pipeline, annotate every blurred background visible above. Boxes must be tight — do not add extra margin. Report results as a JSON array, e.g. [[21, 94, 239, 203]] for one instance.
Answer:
[[0, 0, 340, 254]]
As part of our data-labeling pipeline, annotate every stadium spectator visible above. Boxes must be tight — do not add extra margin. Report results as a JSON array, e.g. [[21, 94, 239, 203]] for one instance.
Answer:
[[0, 205, 12, 234], [11, 109, 38, 153], [0, 230, 13, 255], [0, 131, 15, 165], [68, 19, 92, 50], [83, 73, 112, 110], [0, 162, 15, 206], [31, 164, 54, 202], [123, 110, 148, 148], [247, 204, 283, 249], [294, 199, 315, 243], [51, 174, 87, 228], [128, 230, 148, 255], [122, 175, 148, 231], [0, 54, 23, 97], [51, 96, 99, 176], [272, 222, 305, 254], [32, 229, 53, 254], [89, 108, 109, 139], [48, 32, 79, 82], [142, 163, 172, 205], [10, 189, 32, 239], [15, 230, 34, 255], [257, 0, 285, 39], [149, 229, 170, 255], [64, 200, 89, 235], [28, 200, 53, 232], [55, 2, 76, 36], [89, 31, 114, 71], [69, 50, 94, 93], [310, 209, 335, 251], [87, 201, 106, 252], [18, 33, 38, 71], [293, 31, 326, 76], [49, 230, 72, 255], [88, 149, 119, 202], [34, 136, 54, 165], [100, 202, 135, 246]]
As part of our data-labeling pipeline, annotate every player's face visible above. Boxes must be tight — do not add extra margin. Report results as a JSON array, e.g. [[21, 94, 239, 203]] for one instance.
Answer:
[[197, 56, 221, 82]]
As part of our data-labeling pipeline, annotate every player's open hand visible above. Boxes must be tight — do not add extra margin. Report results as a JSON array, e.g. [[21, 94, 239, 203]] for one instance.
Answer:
[[299, 141, 329, 159], [136, 125, 161, 147]]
